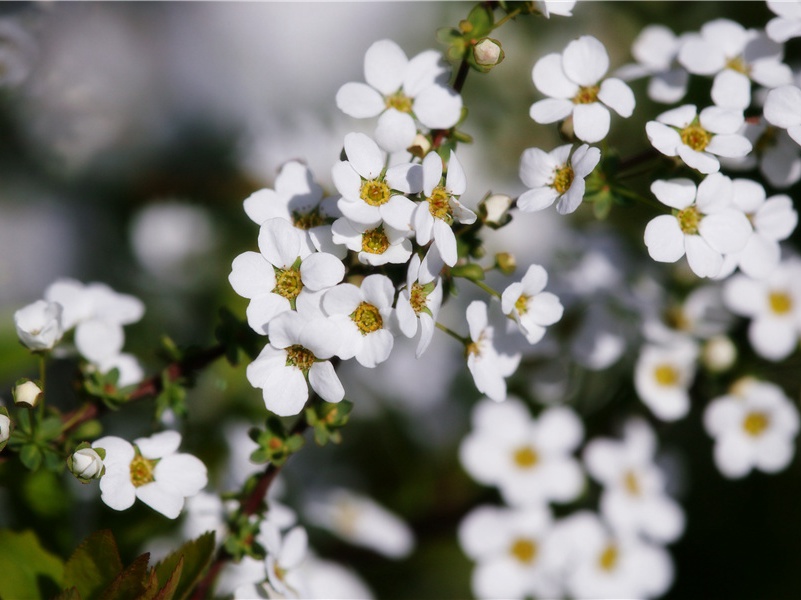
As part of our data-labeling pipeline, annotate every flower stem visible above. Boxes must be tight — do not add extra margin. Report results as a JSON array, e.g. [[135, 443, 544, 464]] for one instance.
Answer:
[[436, 321, 469, 345], [471, 278, 502, 299], [492, 6, 522, 30]]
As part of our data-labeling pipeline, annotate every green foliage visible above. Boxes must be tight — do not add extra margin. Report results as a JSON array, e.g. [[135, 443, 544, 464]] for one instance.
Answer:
[[450, 263, 486, 282], [152, 531, 216, 600], [223, 510, 264, 561], [216, 306, 262, 364], [83, 368, 128, 409], [249, 416, 305, 465], [61, 530, 124, 600], [305, 399, 353, 446], [155, 371, 188, 419], [0, 529, 64, 599], [437, 4, 495, 65]]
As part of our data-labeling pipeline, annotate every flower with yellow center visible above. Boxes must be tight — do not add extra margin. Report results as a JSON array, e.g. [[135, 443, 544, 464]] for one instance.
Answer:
[[331, 217, 413, 267], [634, 340, 698, 421], [396, 253, 444, 358], [501, 264, 564, 345]]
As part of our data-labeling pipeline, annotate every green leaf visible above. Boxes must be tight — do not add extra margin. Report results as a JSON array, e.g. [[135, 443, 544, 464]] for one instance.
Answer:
[[99, 553, 151, 600], [0, 529, 64, 599], [38, 416, 64, 441], [63, 530, 124, 600], [466, 4, 494, 38], [24, 468, 70, 517], [19, 442, 43, 470], [152, 531, 215, 600], [148, 557, 183, 600]]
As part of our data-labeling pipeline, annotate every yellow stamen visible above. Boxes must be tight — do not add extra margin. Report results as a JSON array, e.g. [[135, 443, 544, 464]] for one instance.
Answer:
[[513, 445, 539, 468], [129, 455, 156, 487], [742, 411, 769, 437], [360, 180, 391, 207], [654, 364, 680, 387], [273, 267, 303, 300], [351, 302, 383, 335], [285, 344, 315, 372], [676, 206, 701, 235], [361, 227, 390, 255], [680, 123, 711, 152], [598, 544, 619, 572], [509, 538, 538, 564], [552, 165, 575, 194], [573, 85, 600, 105], [428, 186, 453, 223], [768, 291, 792, 315]]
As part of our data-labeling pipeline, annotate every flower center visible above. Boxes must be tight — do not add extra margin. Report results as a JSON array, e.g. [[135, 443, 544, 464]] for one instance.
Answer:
[[680, 123, 711, 152], [386, 91, 413, 113], [428, 186, 454, 223], [509, 538, 538, 564], [351, 301, 383, 335], [514, 294, 530, 315], [725, 55, 750, 75], [551, 165, 575, 194], [573, 85, 600, 104], [410, 282, 428, 314], [755, 126, 779, 154], [273, 267, 303, 301], [285, 344, 316, 372], [623, 470, 641, 496], [360, 179, 391, 207], [361, 227, 390, 255], [129, 455, 156, 487], [676, 206, 701, 235], [742, 411, 769, 437], [654, 364, 679, 387], [292, 207, 326, 230], [513, 444, 539, 469], [768, 291, 793, 315], [598, 544, 619, 572]]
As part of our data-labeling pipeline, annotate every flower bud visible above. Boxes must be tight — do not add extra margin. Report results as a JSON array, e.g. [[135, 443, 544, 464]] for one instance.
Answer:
[[0, 413, 10, 447], [408, 133, 431, 159], [474, 38, 504, 68], [495, 252, 517, 275], [13, 379, 42, 408], [479, 193, 513, 228], [702, 335, 737, 373], [69, 447, 105, 482], [14, 300, 64, 352]]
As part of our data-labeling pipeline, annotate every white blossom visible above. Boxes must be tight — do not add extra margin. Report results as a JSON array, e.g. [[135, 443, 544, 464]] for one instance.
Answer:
[[634, 340, 698, 421], [501, 264, 563, 344], [395, 253, 443, 358], [766, 0, 801, 42], [465, 301, 521, 402], [14, 299, 63, 352], [764, 84, 801, 146], [517, 143, 600, 214], [615, 25, 689, 104]]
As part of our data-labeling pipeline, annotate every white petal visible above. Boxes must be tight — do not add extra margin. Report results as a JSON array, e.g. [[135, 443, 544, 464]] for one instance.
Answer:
[[529, 98, 574, 124], [375, 109, 416, 154], [598, 78, 635, 117], [572, 103, 610, 143], [422, 152, 443, 196], [356, 329, 394, 368], [386, 163, 424, 194], [364, 39, 406, 95], [651, 178, 696, 209], [246, 294, 290, 335], [300, 252, 345, 291], [749, 316, 797, 360], [644, 215, 685, 263], [764, 85, 801, 129], [677, 146, 720, 174], [75, 320, 124, 363], [699, 106, 744, 134], [698, 210, 752, 253], [445, 151, 467, 196], [135, 431, 181, 459], [136, 483, 184, 519], [685, 235, 723, 277], [263, 366, 309, 416], [528, 292, 564, 326], [646, 121, 681, 156], [336, 82, 385, 119], [517, 187, 559, 213], [563, 36, 609, 86], [710, 70, 751, 111], [344, 132, 385, 180], [308, 361, 345, 403], [229, 252, 276, 299], [536, 407, 583, 453], [414, 85, 463, 129], [154, 453, 208, 497], [532, 53, 578, 98], [322, 283, 362, 316], [705, 134, 752, 158], [258, 218, 301, 268]]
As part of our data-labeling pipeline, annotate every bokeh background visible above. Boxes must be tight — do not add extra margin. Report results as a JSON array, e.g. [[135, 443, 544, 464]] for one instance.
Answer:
[[1, 1, 800, 598]]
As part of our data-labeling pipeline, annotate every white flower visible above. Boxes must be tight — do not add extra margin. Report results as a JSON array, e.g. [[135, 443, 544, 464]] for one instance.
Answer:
[[229, 218, 345, 335], [720, 119, 801, 189], [767, 0, 801, 42], [336, 39, 462, 153], [322, 275, 395, 368], [304, 488, 414, 559], [465, 301, 521, 402], [70, 447, 104, 480], [551, 511, 674, 600], [13, 380, 42, 408], [615, 25, 688, 104], [247, 309, 344, 416], [92, 431, 207, 519], [644, 173, 752, 278], [634, 340, 698, 421], [332, 132, 421, 229], [583, 419, 685, 543], [533, 0, 576, 18], [296, 555, 375, 600], [530, 35, 635, 143], [458, 504, 561, 600], [715, 178, 798, 279], [677, 19, 792, 110], [517, 143, 600, 214], [764, 84, 801, 146], [501, 264, 563, 344], [722, 258, 801, 361], [460, 398, 584, 506], [330, 217, 413, 266], [413, 150, 476, 267], [243, 161, 345, 259], [704, 378, 800, 478], [396, 253, 443, 358], [646, 104, 752, 173], [14, 299, 63, 351], [263, 523, 308, 599]]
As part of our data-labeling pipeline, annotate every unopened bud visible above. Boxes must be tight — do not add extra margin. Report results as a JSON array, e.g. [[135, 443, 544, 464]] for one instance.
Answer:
[[408, 133, 431, 158], [702, 335, 737, 373], [0, 413, 10, 447], [480, 193, 513, 227], [13, 379, 42, 408], [474, 38, 504, 68], [495, 252, 517, 275], [69, 447, 105, 482]]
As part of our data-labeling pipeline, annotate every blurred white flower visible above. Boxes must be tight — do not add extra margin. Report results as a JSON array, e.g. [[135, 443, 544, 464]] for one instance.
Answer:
[[615, 25, 688, 104], [766, 0, 801, 42], [704, 378, 799, 478], [634, 340, 698, 421], [764, 84, 801, 147], [304, 488, 415, 559], [14, 299, 64, 351], [465, 301, 521, 402]]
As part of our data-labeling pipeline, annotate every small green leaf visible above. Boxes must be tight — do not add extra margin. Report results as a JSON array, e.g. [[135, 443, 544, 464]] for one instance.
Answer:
[[38, 416, 64, 441], [466, 4, 494, 37], [451, 263, 486, 282], [0, 529, 64, 599], [152, 532, 215, 600], [99, 553, 151, 600], [20, 442, 43, 470], [63, 530, 124, 600]]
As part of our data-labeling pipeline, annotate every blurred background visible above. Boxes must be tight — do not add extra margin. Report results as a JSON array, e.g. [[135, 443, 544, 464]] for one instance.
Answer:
[[0, 1, 799, 598]]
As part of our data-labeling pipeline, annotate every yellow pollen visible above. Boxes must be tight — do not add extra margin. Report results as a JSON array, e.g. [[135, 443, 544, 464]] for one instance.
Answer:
[[466, 341, 481, 358], [509, 538, 538, 564], [361, 227, 390, 255], [351, 302, 383, 335], [273, 267, 303, 301], [386, 91, 413, 113], [726, 55, 750, 75], [598, 544, 619, 572], [552, 165, 575, 195], [573, 85, 600, 104], [654, 364, 680, 387], [129, 455, 156, 487], [515, 294, 530, 315], [513, 445, 539, 468], [676, 206, 701, 235], [409, 283, 427, 314], [680, 123, 711, 152], [768, 291, 793, 315], [428, 186, 453, 223], [285, 344, 316, 372], [742, 411, 770, 437], [360, 179, 391, 207], [292, 208, 326, 230], [623, 470, 641, 496]]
